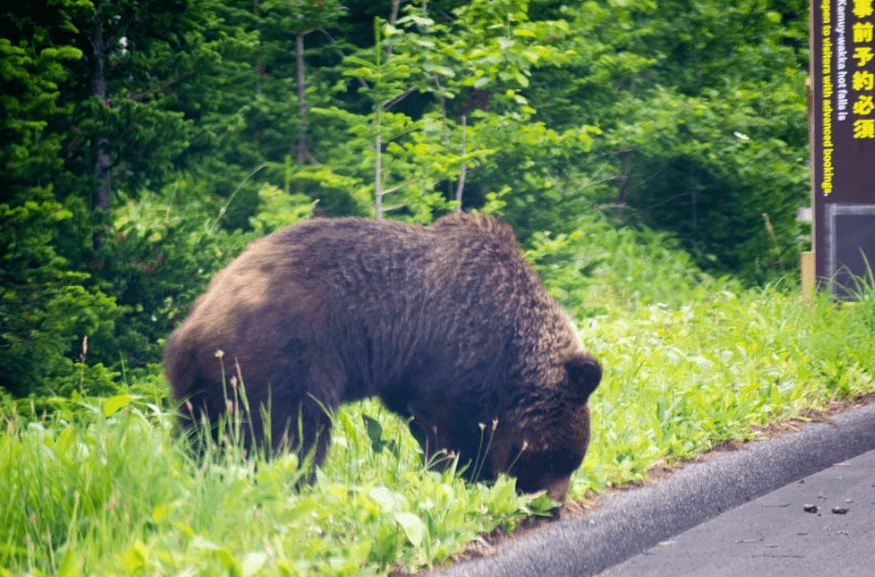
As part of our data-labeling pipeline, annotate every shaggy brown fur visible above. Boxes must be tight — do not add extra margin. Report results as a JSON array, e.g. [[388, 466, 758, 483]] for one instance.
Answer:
[[164, 212, 601, 500]]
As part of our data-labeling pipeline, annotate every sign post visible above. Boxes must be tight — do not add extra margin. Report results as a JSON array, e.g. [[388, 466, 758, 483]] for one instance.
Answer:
[[810, 0, 875, 297]]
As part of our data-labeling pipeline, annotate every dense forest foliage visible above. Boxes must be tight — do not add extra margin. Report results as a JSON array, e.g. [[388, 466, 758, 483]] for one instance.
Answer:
[[1, 0, 810, 396]]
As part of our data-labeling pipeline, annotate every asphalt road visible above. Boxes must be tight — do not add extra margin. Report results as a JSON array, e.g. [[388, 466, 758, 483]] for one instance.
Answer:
[[437, 402, 875, 577], [599, 447, 875, 577]]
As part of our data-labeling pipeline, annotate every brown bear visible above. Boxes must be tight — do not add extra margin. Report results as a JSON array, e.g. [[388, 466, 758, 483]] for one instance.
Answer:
[[164, 211, 601, 500]]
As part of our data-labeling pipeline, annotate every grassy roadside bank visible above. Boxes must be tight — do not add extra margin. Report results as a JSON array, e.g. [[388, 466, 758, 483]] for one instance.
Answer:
[[3, 280, 873, 576], [4, 213, 875, 576]]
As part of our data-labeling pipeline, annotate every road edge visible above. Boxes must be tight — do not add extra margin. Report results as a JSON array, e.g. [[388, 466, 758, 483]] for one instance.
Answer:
[[437, 402, 875, 577]]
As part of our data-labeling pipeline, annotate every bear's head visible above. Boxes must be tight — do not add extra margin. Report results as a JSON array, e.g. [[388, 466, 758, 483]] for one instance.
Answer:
[[487, 353, 602, 501]]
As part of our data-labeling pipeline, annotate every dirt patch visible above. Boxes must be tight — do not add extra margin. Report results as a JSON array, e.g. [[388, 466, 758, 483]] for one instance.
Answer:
[[398, 392, 875, 576]]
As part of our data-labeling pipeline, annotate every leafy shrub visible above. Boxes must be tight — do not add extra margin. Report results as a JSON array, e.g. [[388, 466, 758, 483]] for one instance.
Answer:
[[0, 180, 314, 398], [102, 181, 315, 376], [0, 194, 123, 396], [525, 213, 733, 318]]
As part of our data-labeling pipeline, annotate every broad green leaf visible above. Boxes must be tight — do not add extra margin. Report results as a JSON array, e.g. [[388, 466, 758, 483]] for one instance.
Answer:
[[394, 512, 426, 548], [102, 394, 133, 417], [120, 541, 149, 573], [55, 548, 77, 577]]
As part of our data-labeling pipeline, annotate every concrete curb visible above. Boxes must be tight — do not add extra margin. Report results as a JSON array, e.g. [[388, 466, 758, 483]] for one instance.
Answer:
[[439, 402, 875, 577]]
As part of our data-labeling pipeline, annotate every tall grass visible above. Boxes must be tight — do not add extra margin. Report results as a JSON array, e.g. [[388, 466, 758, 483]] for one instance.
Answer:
[[529, 217, 875, 492], [578, 285, 874, 491], [2, 217, 874, 576], [0, 394, 553, 576]]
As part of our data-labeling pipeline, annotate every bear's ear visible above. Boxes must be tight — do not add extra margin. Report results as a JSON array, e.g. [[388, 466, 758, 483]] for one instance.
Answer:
[[564, 354, 601, 404]]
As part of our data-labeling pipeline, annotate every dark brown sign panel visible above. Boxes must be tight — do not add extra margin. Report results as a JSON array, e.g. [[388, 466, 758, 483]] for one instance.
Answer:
[[811, 0, 875, 297]]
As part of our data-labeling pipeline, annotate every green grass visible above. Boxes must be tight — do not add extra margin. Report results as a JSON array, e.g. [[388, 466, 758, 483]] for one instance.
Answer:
[[0, 395, 555, 576], [579, 285, 875, 492], [3, 219, 875, 576]]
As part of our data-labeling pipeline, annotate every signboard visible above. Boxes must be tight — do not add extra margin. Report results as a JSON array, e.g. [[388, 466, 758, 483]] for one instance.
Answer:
[[811, 0, 875, 297]]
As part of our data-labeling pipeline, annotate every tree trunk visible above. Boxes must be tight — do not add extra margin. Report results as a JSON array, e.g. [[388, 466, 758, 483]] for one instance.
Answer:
[[90, 11, 112, 243], [296, 31, 307, 167], [616, 148, 630, 220], [455, 116, 467, 212], [375, 133, 383, 220]]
